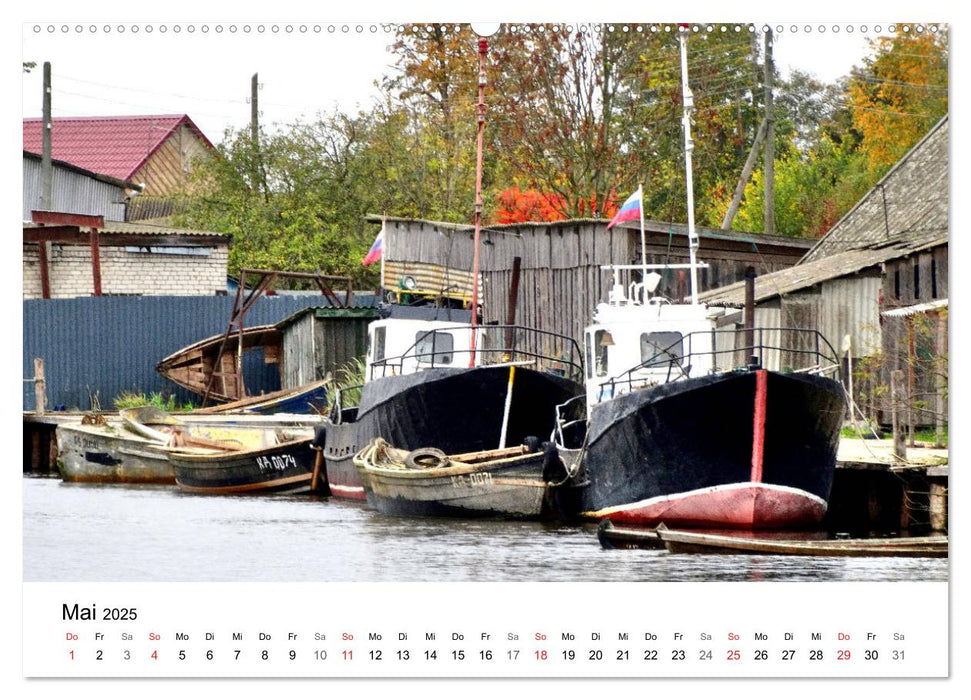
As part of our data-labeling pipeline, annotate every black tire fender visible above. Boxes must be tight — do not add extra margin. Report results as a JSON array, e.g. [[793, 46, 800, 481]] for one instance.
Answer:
[[404, 447, 449, 470]]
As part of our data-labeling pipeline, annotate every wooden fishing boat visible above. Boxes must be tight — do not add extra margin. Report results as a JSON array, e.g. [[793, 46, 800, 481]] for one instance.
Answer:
[[56, 413, 176, 484], [352, 437, 561, 518], [654, 525, 948, 557], [168, 428, 320, 495], [55, 408, 279, 484], [190, 379, 331, 416]]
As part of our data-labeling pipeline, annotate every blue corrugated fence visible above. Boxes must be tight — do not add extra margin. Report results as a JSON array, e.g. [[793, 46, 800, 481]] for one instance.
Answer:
[[22, 294, 377, 411]]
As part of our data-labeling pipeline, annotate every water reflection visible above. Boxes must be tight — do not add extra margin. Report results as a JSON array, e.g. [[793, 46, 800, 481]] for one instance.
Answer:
[[23, 477, 948, 583]]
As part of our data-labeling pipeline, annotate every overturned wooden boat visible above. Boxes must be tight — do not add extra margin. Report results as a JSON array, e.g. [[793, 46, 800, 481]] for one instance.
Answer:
[[156, 324, 282, 403], [168, 427, 320, 495], [654, 525, 948, 557], [353, 437, 563, 518]]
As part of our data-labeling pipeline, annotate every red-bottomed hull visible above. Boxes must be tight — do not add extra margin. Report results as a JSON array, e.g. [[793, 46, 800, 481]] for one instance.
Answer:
[[581, 482, 829, 529]]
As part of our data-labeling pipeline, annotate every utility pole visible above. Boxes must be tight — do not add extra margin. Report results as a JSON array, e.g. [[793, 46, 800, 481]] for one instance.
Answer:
[[721, 118, 767, 229], [763, 29, 775, 236], [250, 73, 259, 145], [41, 62, 53, 211]]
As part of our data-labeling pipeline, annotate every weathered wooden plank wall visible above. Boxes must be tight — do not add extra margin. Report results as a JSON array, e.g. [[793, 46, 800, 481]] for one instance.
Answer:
[[381, 218, 812, 364]]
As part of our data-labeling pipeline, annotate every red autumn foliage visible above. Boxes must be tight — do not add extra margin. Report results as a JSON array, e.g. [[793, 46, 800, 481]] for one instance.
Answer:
[[494, 187, 621, 224]]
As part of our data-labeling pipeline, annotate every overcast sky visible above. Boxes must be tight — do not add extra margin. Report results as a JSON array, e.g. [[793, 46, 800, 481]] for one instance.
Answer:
[[21, 22, 888, 145]]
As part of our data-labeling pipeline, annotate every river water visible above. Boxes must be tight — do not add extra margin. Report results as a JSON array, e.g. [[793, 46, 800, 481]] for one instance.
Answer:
[[23, 475, 948, 583]]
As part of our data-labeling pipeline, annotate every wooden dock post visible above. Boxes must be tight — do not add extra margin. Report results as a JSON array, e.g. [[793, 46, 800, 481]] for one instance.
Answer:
[[891, 369, 906, 460], [928, 466, 948, 532], [33, 358, 47, 415], [929, 483, 947, 532]]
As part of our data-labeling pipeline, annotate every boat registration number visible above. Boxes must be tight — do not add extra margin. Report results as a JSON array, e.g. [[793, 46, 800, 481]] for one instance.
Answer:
[[450, 473, 492, 489], [255, 453, 298, 473]]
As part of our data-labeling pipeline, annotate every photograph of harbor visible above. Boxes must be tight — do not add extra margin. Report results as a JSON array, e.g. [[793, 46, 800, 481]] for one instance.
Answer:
[[22, 21, 948, 584]]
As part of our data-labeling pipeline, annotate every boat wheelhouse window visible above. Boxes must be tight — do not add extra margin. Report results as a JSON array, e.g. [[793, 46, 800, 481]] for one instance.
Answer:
[[593, 330, 610, 377], [415, 331, 454, 365], [373, 326, 386, 362], [640, 332, 684, 366]]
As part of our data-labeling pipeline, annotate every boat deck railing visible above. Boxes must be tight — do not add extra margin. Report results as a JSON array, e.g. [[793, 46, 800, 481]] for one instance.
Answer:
[[369, 324, 584, 383], [330, 384, 364, 423], [599, 327, 842, 399]]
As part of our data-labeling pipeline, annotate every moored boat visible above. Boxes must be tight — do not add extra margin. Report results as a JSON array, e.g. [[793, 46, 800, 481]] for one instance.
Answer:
[[353, 437, 563, 518], [654, 525, 948, 557], [156, 324, 283, 404], [168, 428, 320, 495], [552, 32, 846, 530], [56, 414, 175, 484], [190, 378, 331, 416], [323, 312, 583, 501], [323, 39, 585, 502]]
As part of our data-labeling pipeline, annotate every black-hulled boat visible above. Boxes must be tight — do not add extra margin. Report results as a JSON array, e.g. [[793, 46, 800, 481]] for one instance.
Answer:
[[551, 31, 846, 530], [555, 294, 845, 529], [322, 307, 583, 501], [168, 428, 322, 495]]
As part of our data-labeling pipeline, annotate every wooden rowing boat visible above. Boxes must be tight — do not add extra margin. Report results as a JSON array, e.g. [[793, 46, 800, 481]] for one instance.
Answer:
[[168, 433, 320, 495], [353, 438, 557, 518], [596, 519, 665, 550], [56, 409, 281, 484], [654, 524, 948, 557]]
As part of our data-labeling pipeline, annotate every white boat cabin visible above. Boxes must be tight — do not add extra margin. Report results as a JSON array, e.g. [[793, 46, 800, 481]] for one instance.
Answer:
[[583, 277, 731, 408], [365, 318, 484, 380]]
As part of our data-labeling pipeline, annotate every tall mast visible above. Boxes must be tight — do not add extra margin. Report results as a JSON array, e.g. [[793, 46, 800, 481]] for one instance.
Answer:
[[469, 37, 488, 365], [679, 30, 701, 305]]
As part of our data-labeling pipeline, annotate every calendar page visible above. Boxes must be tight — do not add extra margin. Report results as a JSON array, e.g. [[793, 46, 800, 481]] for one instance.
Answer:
[[14, 1, 958, 696]]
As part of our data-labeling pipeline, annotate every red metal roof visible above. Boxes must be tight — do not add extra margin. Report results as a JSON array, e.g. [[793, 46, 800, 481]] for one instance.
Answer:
[[22, 114, 214, 182]]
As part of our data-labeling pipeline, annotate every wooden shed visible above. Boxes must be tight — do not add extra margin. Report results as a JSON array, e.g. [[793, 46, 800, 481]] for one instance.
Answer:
[[277, 307, 380, 388]]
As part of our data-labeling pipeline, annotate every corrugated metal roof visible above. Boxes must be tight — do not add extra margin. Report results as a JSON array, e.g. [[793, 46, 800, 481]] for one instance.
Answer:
[[698, 234, 947, 307], [98, 220, 229, 239], [882, 298, 948, 318], [22, 150, 138, 190], [23, 220, 230, 240], [275, 304, 381, 329], [23, 114, 214, 181]]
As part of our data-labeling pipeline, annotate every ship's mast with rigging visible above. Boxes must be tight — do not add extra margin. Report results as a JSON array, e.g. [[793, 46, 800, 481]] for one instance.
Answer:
[[680, 30, 701, 305]]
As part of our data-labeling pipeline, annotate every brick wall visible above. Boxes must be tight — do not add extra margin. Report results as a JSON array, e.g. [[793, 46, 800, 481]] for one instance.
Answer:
[[23, 244, 228, 298]]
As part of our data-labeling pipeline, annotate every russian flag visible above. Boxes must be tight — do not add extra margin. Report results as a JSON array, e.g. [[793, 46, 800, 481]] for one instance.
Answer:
[[362, 225, 384, 266], [606, 188, 642, 230]]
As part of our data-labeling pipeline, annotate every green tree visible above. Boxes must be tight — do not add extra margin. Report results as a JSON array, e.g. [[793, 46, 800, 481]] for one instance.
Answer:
[[178, 117, 379, 285]]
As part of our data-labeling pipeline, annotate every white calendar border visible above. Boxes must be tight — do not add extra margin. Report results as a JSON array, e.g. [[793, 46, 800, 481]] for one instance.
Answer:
[[7, 0, 964, 695]]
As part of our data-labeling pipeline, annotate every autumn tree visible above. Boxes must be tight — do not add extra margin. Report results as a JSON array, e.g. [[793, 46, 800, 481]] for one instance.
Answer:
[[848, 27, 948, 174], [727, 27, 947, 238]]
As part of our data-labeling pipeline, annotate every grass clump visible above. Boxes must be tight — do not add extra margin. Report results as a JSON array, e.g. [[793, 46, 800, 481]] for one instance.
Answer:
[[113, 391, 195, 413]]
